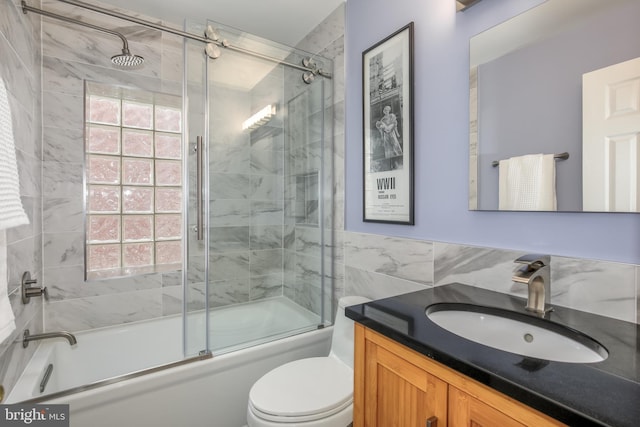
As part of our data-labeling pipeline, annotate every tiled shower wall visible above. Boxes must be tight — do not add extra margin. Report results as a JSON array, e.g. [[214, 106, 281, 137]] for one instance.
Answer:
[[205, 68, 286, 308], [191, 8, 344, 321], [38, 0, 345, 331], [293, 6, 346, 321], [0, 0, 43, 398], [344, 232, 640, 325], [40, 0, 184, 331]]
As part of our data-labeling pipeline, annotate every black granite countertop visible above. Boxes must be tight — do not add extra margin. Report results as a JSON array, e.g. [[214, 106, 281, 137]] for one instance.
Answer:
[[345, 283, 640, 427]]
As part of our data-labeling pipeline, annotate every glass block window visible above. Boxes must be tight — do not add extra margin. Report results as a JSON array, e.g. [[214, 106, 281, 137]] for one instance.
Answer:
[[85, 89, 183, 278]]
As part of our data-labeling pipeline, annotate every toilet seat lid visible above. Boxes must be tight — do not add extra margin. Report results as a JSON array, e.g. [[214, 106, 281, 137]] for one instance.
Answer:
[[249, 356, 353, 421]]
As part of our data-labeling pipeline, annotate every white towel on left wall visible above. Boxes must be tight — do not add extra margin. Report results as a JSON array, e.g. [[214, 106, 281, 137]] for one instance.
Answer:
[[0, 230, 14, 343], [0, 77, 30, 343]]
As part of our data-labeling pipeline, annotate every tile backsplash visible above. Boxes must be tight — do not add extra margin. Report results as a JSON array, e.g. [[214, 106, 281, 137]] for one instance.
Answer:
[[343, 232, 639, 324]]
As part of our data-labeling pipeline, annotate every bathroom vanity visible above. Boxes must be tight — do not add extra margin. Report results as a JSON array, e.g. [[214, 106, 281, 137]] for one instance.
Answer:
[[346, 284, 640, 427], [354, 325, 563, 426]]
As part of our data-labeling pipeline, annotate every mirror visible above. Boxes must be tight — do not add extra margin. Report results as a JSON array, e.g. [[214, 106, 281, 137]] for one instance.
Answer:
[[469, 0, 640, 212]]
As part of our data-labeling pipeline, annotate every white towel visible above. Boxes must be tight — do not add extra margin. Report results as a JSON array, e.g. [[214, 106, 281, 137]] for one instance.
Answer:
[[0, 77, 29, 343], [498, 154, 557, 211], [0, 78, 29, 230], [0, 230, 14, 343]]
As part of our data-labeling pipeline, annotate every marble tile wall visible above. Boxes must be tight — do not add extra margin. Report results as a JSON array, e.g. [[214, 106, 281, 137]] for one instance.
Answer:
[[198, 9, 343, 321], [0, 0, 43, 399], [202, 46, 283, 309], [344, 231, 639, 324], [282, 77, 322, 314], [246, 69, 286, 305], [40, 0, 184, 332], [180, 12, 343, 320], [287, 5, 344, 322], [35, 2, 345, 334]]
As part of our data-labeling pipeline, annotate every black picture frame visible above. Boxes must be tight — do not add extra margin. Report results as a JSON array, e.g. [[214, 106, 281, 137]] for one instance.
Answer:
[[362, 22, 414, 225]]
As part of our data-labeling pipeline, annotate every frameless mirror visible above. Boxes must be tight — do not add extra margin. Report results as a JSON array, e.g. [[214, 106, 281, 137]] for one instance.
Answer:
[[469, 0, 640, 212]]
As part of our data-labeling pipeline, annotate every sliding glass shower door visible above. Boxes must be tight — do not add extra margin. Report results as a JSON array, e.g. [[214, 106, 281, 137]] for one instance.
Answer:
[[183, 31, 210, 356], [184, 20, 334, 356]]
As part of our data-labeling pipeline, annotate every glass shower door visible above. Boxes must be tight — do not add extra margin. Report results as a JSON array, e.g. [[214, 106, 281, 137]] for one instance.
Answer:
[[184, 18, 334, 355], [183, 30, 210, 357], [206, 21, 334, 353]]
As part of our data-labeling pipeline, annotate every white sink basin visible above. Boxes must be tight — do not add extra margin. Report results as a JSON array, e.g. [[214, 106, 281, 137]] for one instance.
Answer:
[[426, 303, 608, 363]]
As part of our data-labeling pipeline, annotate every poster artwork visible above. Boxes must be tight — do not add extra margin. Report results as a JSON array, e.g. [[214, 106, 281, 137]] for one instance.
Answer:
[[362, 22, 413, 224], [369, 57, 404, 174]]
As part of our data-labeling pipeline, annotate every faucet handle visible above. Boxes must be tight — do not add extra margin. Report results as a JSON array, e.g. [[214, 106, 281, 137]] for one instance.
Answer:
[[21, 271, 49, 304], [514, 254, 550, 269]]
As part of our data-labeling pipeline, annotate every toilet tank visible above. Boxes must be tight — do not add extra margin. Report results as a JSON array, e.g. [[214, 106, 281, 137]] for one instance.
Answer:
[[330, 296, 371, 368]]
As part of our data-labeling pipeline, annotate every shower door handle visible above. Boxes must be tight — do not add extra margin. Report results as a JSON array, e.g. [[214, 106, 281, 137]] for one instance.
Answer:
[[195, 136, 204, 241]]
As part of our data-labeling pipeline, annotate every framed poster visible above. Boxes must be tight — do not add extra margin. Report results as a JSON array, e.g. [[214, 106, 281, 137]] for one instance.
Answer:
[[362, 22, 414, 224]]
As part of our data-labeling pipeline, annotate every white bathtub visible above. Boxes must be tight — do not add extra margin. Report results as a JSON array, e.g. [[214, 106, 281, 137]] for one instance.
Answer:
[[7, 297, 332, 427]]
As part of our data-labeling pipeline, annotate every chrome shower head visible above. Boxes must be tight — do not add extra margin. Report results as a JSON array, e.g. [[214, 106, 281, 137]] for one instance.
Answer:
[[111, 48, 144, 69], [21, 2, 145, 70]]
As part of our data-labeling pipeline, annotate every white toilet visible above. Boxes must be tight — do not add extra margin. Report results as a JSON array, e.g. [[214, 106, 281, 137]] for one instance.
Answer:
[[247, 296, 370, 427]]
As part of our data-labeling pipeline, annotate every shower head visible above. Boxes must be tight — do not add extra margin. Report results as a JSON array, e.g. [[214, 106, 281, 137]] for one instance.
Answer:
[[111, 47, 145, 69], [22, 1, 144, 70]]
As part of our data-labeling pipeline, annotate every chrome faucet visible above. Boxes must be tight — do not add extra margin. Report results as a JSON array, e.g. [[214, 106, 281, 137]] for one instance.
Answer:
[[23, 329, 77, 348], [512, 254, 552, 316]]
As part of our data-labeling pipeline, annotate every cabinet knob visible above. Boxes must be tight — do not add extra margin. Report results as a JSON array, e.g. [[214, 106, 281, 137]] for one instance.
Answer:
[[426, 416, 438, 427]]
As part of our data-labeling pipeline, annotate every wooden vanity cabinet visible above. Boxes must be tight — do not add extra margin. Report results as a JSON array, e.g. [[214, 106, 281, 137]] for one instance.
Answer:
[[354, 324, 566, 427]]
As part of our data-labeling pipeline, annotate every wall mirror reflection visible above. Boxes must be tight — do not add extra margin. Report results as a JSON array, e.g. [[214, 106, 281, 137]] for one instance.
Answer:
[[84, 82, 183, 280], [469, 0, 640, 212]]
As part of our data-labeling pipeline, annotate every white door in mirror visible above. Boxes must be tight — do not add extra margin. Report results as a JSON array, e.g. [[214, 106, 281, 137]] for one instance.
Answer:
[[582, 56, 640, 212]]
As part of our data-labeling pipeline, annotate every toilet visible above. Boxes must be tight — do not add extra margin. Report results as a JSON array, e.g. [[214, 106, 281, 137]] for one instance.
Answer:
[[247, 295, 370, 427]]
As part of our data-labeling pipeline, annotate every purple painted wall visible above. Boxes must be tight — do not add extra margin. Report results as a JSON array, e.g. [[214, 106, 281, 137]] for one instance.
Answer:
[[344, 0, 640, 264]]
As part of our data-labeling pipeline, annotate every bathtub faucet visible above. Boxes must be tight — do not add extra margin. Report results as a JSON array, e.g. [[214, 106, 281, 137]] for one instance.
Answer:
[[22, 329, 78, 348]]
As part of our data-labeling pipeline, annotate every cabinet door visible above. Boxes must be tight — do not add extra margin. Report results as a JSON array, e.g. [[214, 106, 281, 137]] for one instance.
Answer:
[[449, 386, 527, 427], [355, 325, 566, 427], [362, 337, 448, 427]]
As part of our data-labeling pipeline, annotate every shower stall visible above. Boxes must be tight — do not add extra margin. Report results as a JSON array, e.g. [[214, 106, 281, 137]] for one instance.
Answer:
[[8, 0, 336, 410], [183, 19, 335, 357]]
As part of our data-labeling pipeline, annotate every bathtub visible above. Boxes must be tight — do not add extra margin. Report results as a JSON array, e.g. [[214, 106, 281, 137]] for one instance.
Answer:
[[6, 297, 332, 427]]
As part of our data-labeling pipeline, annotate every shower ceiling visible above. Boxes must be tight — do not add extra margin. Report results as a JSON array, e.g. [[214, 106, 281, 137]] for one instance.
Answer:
[[96, 0, 345, 47]]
